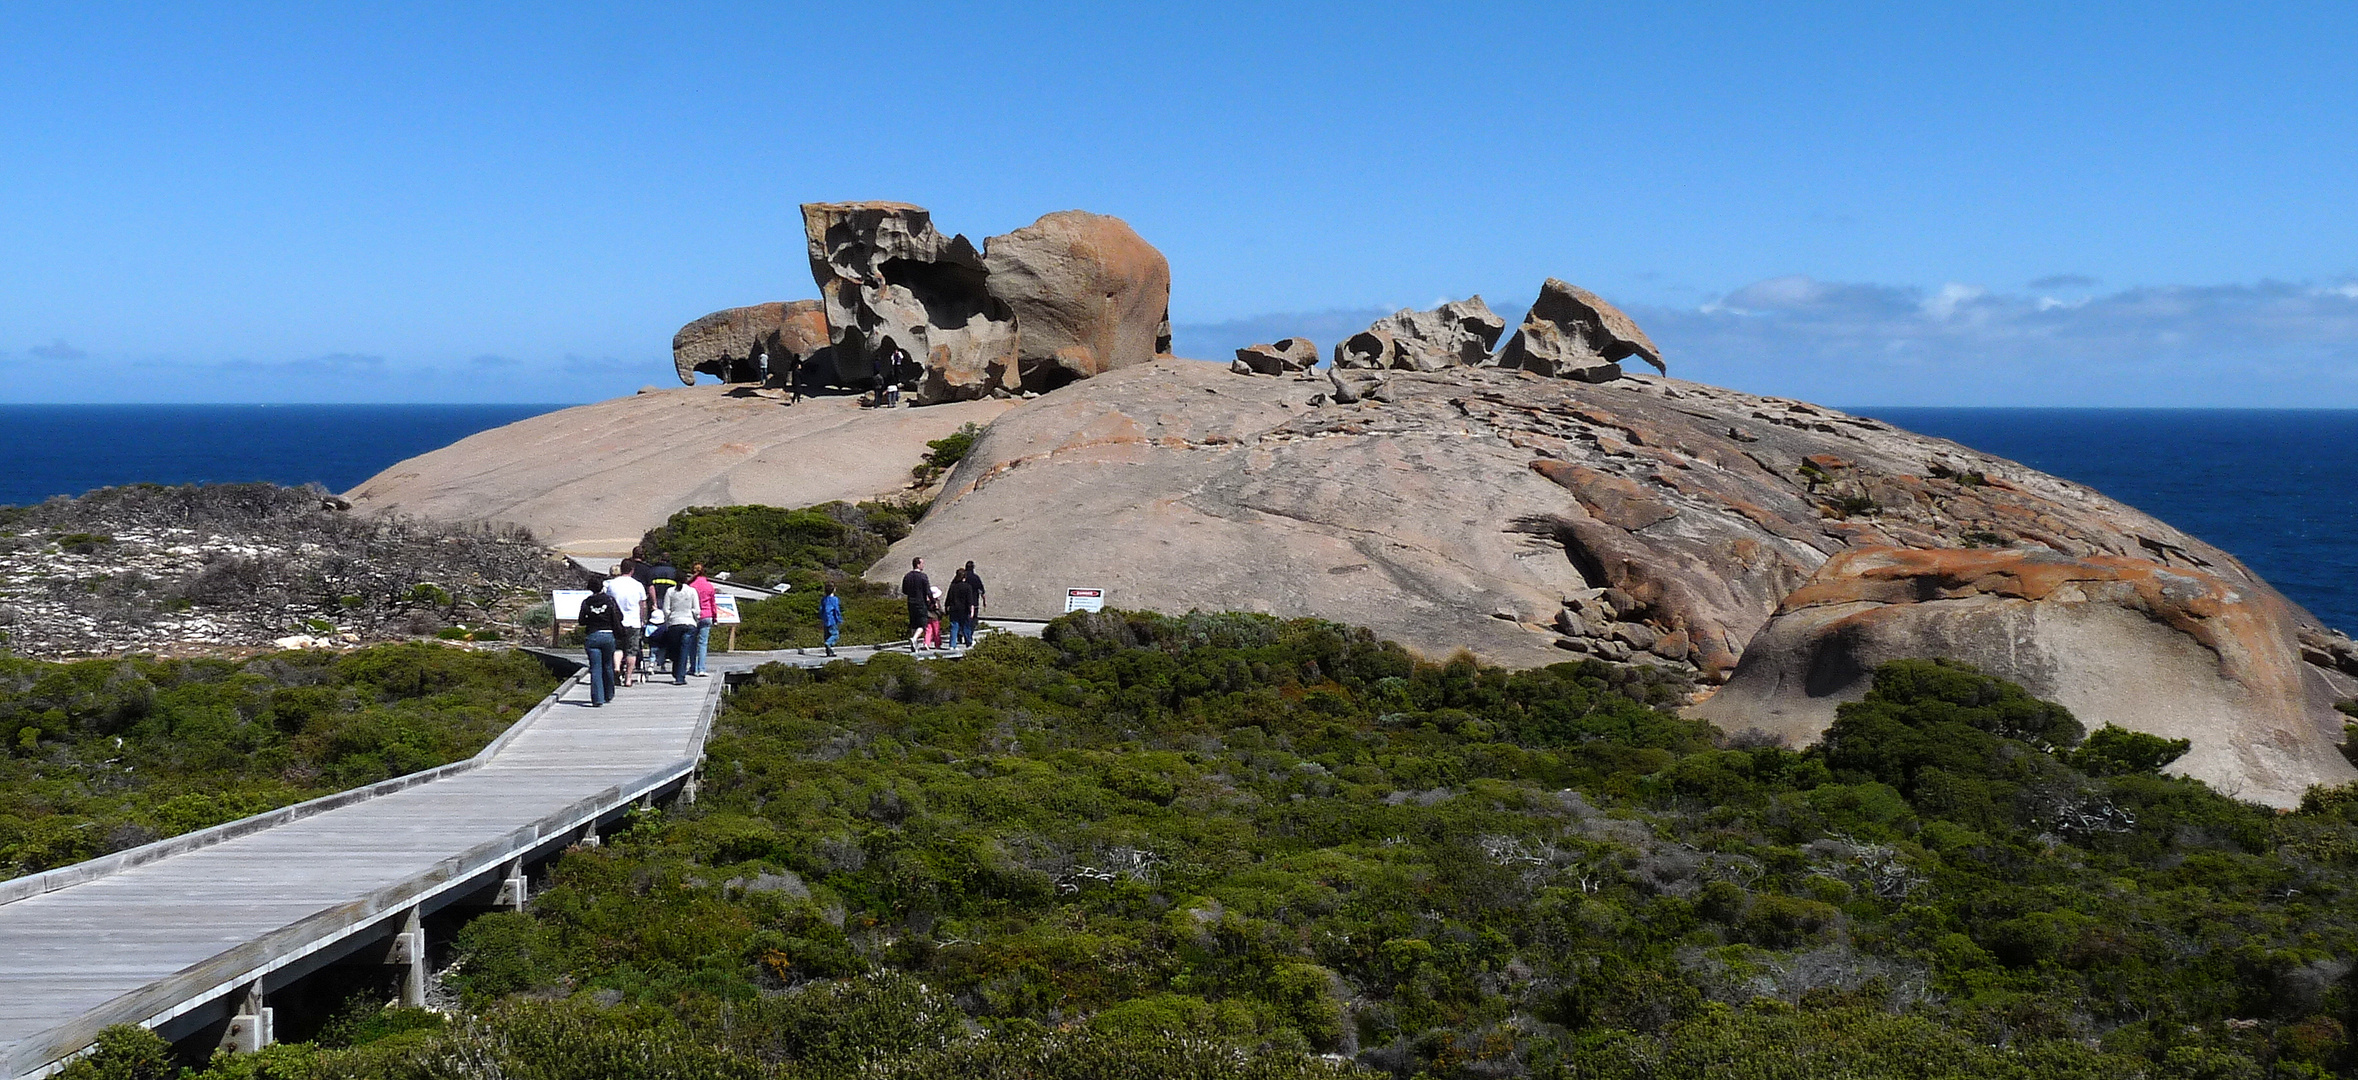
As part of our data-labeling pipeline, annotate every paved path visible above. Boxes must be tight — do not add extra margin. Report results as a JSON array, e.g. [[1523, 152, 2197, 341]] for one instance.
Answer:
[[0, 667, 725, 1078]]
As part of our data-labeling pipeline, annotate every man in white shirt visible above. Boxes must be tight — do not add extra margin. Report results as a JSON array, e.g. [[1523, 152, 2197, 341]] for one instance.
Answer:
[[604, 563, 649, 687]]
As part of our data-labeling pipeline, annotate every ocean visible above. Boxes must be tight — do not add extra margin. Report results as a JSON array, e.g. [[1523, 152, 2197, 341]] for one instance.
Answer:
[[0, 404, 560, 507], [2, 404, 2352, 633]]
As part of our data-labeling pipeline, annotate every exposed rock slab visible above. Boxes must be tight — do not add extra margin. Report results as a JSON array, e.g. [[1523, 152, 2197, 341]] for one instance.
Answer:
[[1496, 278, 1665, 380], [877, 359, 2353, 806], [672, 300, 830, 386], [348, 386, 1013, 555], [801, 201, 1018, 403], [984, 210, 1172, 390], [1697, 547, 2353, 806]]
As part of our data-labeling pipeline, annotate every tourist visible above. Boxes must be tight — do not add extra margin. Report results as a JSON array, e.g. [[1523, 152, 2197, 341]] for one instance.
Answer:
[[965, 560, 986, 617], [945, 566, 977, 649], [886, 345, 909, 406], [925, 583, 945, 649], [648, 556, 680, 608], [576, 576, 621, 708], [820, 583, 843, 657], [901, 557, 931, 651], [688, 563, 718, 677], [659, 573, 700, 684], [604, 561, 647, 687]]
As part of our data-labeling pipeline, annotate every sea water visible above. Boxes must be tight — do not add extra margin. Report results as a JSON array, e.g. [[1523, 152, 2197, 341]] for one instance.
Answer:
[[0, 404, 559, 507], [1, 404, 2351, 633]]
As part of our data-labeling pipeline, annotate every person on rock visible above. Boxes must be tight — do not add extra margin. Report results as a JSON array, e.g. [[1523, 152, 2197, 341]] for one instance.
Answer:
[[944, 566, 977, 649], [659, 572, 700, 684], [604, 561, 647, 688], [687, 564, 718, 677], [820, 582, 844, 657], [576, 577, 622, 708], [901, 557, 932, 651]]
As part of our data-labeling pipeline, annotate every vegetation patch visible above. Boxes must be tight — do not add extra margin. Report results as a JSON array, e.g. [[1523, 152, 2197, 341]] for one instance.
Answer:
[[1, 643, 556, 878]]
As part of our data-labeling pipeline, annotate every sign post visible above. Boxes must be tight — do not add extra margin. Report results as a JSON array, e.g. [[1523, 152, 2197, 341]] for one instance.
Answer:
[[550, 590, 590, 647], [714, 595, 742, 652], [1064, 588, 1106, 613]]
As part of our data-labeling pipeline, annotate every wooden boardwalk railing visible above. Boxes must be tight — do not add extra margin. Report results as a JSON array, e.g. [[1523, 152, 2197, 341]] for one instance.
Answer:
[[0, 665, 724, 1079]]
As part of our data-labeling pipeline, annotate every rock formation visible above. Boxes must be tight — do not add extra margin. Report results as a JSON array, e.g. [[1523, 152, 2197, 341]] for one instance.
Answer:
[[1496, 279, 1665, 382], [876, 358, 2357, 807], [672, 300, 831, 386], [798, 202, 1173, 404], [1336, 297, 1507, 371], [1232, 338, 1319, 375], [802, 201, 1020, 403], [983, 210, 1173, 390]]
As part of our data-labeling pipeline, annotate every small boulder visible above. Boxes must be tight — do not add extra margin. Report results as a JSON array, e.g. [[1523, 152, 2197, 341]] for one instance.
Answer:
[[1235, 338, 1318, 375], [1328, 367, 1387, 404], [1496, 279, 1664, 381]]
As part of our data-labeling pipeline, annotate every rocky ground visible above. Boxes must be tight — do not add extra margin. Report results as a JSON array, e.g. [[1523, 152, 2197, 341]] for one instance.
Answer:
[[345, 384, 1013, 555], [0, 483, 570, 658], [882, 356, 2358, 807]]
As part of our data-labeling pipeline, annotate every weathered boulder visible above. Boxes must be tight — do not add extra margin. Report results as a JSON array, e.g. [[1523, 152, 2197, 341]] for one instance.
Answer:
[[876, 359, 2354, 807], [1333, 328, 1394, 370], [1327, 366, 1386, 403], [801, 201, 1019, 403], [1364, 296, 1507, 371], [984, 210, 1172, 391], [1234, 338, 1319, 375], [672, 300, 830, 386], [1696, 547, 2354, 807], [1496, 279, 1664, 381]]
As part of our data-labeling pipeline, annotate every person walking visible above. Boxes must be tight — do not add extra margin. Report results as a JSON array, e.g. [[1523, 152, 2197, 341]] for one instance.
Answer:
[[647, 556, 680, 673], [605, 561, 647, 687], [944, 567, 977, 649], [963, 561, 987, 645], [820, 583, 844, 657], [688, 564, 718, 677], [659, 573, 700, 684], [925, 584, 945, 649], [576, 578, 622, 707], [901, 557, 932, 651]]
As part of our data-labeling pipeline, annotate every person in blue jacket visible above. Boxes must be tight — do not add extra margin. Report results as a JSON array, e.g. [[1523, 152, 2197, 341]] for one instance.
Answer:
[[820, 583, 844, 657]]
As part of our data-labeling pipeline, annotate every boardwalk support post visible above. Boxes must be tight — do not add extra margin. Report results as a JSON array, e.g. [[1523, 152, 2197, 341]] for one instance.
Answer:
[[218, 982, 272, 1055], [387, 906, 426, 1008], [495, 858, 528, 910], [575, 822, 600, 848]]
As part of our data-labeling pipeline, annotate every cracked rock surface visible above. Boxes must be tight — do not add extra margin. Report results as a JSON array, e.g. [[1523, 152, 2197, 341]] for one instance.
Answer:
[[879, 358, 2358, 806]]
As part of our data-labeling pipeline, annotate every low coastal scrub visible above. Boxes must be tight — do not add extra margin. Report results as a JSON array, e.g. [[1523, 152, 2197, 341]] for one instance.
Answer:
[[635, 502, 918, 650], [0, 642, 556, 878], [101, 616, 2358, 1079], [0, 483, 570, 657]]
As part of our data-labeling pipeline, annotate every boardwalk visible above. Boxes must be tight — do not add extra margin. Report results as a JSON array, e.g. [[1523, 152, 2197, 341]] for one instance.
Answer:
[[0, 663, 724, 1079]]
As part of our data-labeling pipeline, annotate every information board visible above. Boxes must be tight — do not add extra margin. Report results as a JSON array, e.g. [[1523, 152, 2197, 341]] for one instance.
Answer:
[[551, 590, 591, 621], [714, 594, 742, 625], [1064, 587, 1106, 613]]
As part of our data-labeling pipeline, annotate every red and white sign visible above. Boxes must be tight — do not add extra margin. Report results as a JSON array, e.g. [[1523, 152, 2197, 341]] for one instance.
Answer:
[[1064, 587, 1106, 613]]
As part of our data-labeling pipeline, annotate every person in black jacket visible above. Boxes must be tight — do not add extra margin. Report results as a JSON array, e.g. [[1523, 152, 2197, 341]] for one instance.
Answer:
[[944, 568, 977, 649], [576, 578, 623, 707], [901, 557, 932, 650]]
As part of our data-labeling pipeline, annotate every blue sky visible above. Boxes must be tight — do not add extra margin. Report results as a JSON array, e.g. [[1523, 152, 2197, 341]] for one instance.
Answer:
[[2, 2, 2353, 405]]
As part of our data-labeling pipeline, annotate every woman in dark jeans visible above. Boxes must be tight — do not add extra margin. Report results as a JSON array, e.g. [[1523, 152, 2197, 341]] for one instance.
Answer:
[[576, 578, 623, 707]]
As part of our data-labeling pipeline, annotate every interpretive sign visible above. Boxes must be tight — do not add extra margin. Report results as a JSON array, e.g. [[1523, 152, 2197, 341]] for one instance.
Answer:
[[1065, 587, 1106, 613], [714, 595, 742, 625], [551, 590, 590, 621]]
